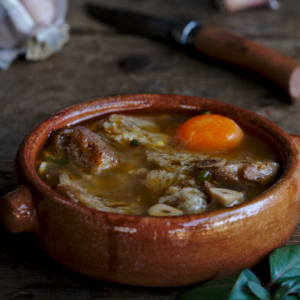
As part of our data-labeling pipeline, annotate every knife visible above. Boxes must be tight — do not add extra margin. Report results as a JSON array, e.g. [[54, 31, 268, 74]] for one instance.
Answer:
[[85, 3, 300, 102]]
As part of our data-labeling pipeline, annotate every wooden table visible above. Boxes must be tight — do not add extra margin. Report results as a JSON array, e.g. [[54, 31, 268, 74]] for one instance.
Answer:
[[1, 0, 300, 298]]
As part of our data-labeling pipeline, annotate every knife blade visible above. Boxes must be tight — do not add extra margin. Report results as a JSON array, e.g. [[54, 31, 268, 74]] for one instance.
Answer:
[[86, 3, 300, 102]]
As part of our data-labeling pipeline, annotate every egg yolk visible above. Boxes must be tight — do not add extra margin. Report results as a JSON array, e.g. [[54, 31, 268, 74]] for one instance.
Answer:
[[176, 114, 244, 153]]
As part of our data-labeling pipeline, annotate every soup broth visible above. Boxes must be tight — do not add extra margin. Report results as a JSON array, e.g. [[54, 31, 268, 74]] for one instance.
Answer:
[[36, 113, 280, 216]]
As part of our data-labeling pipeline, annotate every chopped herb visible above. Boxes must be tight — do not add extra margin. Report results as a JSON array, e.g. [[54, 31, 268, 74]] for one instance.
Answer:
[[59, 157, 70, 165], [201, 111, 211, 115], [196, 170, 212, 182], [130, 140, 140, 146], [47, 156, 70, 165]]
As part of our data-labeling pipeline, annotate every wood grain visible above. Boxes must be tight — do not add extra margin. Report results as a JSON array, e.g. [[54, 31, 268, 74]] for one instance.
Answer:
[[0, 0, 300, 298]]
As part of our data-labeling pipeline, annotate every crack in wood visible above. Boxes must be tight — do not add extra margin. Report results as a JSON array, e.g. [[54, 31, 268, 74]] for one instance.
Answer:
[[0, 157, 14, 180], [70, 29, 122, 36], [70, 30, 300, 41]]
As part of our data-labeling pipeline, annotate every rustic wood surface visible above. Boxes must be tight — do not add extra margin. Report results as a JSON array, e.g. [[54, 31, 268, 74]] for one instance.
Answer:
[[1, 0, 300, 298]]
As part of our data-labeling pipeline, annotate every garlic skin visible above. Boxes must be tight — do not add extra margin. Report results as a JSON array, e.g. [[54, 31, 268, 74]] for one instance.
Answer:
[[214, 0, 280, 12], [0, 0, 69, 70], [0, 8, 21, 48], [1, 0, 35, 37], [20, 0, 56, 27]]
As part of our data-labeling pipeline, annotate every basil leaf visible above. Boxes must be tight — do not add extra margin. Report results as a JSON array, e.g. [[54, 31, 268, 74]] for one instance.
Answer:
[[270, 245, 300, 285], [177, 272, 240, 300], [177, 269, 260, 300], [248, 281, 270, 300], [273, 295, 299, 300], [47, 156, 69, 165], [229, 269, 261, 300], [271, 285, 290, 299], [281, 276, 300, 294]]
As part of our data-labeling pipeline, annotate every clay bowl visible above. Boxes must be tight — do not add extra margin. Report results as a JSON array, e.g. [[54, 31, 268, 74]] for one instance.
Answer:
[[1, 94, 300, 287]]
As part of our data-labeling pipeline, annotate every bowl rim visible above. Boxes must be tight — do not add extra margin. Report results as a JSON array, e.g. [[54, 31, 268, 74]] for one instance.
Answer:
[[15, 93, 300, 226]]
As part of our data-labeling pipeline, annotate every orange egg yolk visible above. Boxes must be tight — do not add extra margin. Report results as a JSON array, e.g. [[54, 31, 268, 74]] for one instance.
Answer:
[[176, 114, 244, 153]]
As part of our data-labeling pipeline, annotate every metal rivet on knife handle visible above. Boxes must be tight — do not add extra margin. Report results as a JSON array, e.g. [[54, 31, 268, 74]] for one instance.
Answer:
[[193, 26, 300, 102]]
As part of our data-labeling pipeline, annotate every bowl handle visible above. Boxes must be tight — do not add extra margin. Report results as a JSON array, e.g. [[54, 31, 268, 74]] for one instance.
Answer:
[[0, 185, 40, 234]]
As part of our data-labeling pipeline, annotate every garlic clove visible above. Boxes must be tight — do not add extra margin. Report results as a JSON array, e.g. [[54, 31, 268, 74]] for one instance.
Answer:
[[20, 0, 56, 28], [0, 6, 21, 48], [148, 204, 183, 217], [209, 188, 244, 206], [1, 0, 34, 35], [0, 0, 69, 69], [53, 0, 68, 25]]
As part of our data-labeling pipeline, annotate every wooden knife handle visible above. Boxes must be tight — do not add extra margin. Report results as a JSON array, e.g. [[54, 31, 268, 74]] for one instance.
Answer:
[[194, 26, 300, 102]]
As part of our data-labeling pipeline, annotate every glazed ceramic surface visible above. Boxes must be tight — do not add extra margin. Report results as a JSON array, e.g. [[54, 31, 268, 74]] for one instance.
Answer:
[[1, 94, 300, 287]]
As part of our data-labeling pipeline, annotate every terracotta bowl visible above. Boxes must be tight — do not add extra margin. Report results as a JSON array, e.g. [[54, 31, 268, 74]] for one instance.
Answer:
[[1, 94, 300, 287]]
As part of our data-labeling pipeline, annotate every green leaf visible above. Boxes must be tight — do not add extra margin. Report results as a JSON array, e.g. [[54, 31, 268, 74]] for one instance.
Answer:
[[229, 269, 261, 300], [273, 296, 299, 300], [177, 273, 238, 300], [177, 269, 260, 300], [270, 245, 300, 286], [281, 276, 300, 294], [47, 156, 69, 165], [248, 281, 270, 300], [272, 285, 290, 300]]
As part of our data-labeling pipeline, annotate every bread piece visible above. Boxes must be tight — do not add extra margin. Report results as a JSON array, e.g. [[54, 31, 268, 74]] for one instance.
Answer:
[[143, 170, 188, 193], [146, 148, 208, 174], [53, 126, 122, 174], [102, 114, 169, 146], [58, 174, 144, 215], [57, 174, 125, 213], [159, 186, 207, 214]]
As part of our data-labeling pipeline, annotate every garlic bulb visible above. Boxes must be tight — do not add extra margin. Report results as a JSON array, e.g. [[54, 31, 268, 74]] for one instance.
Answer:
[[214, 0, 280, 12], [20, 0, 56, 27], [0, 0, 69, 70], [0, 7, 22, 48]]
